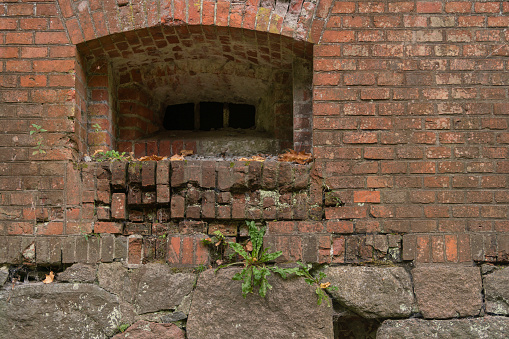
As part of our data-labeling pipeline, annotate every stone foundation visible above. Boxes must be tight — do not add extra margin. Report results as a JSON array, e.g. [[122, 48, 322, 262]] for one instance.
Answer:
[[1, 263, 509, 338]]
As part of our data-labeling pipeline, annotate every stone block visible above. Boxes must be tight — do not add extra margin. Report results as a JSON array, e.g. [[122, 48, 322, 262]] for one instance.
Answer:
[[0, 283, 135, 338], [56, 263, 96, 282], [112, 321, 185, 339], [377, 317, 509, 339], [326, 266, 415, 318], [484, 266, 509, 315], [412, 265, 482, 318], [186, 268, 333, 339]]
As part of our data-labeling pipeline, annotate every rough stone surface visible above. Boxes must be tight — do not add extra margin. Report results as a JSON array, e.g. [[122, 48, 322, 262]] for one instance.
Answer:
[[0, 283, 134, 339], [57, 263, 96, 283], [412, 265, 482, 319], [98, 262, 196, 314], [377, 317, 509, 339], [325, 266, 415, 318], [112, 320, 185, 339], [186, 268, 333, 339], [484, 267, 509, 315], [0, 266, 8, 286]]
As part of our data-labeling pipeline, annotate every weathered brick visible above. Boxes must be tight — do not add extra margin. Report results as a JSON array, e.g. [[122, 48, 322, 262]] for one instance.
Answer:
[[128, 235, 143, 265]]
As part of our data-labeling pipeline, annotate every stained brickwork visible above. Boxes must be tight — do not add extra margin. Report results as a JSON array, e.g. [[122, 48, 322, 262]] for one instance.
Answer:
[[1, 0, 509, 268]]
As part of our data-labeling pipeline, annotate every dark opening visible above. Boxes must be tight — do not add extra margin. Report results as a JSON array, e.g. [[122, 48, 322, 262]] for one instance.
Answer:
[[199, 102, 224, 131], [163, 102, 256, 131], [163, 103, 195, 130], [229, 104, 256, 129]]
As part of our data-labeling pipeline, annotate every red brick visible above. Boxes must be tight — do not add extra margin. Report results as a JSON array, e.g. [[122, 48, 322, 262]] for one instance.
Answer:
[[326, 220, 353, 233], [0, 47, 19, 58], [167, 236, 181, 264], [416, 1, 442, 13], [297, 221, 324, 233], [459, 16, 485, 27], [7, 222, 34, 235], [355, 220, 380, 233], [353, 191, 380, 203], [111, 193, 126, 219], [364, 147, 395, 160], [128, 236, 142, 265], [431, 235, 445, 262], [332, 2, 355, 13], [0, 18, 18, 30], [181, 236, 194, 265], [458, 234, 471, 262], [265, 221, 294, 234], [35, 32, 68, 44], [358, 2, 385, 13], [95, 222, 123, 234], [7, 3, 33, 16], [416, 235, 431, 262], [444, 235, 458, 262], [445, 1, 471, 13], [474, 2, 500, 13], [325, 206, 367, 219], [322, 30, 355, 43], [6, 32, 33, 44], [37, 221, 64, 235]]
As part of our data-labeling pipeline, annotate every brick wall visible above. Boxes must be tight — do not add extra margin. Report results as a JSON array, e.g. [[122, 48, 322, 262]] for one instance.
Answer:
[[1, 0, 509, 267]]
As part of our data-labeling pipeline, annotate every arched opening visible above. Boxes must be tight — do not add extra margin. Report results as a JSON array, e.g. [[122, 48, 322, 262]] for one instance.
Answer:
[[78, 25, 312, 157]]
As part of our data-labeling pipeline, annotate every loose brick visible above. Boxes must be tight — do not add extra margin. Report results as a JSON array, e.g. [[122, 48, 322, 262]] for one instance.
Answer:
[[95, 221, 123, 234]]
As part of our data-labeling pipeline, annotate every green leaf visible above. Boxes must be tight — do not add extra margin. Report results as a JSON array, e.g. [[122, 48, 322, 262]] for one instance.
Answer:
[[257, 267, 272, 297], [304, 278, 315, 286], [241, 268, 253, 297], [316, 288, 323, 306], [232, 270, 244, 280], [247, 221, 265, 258], [40, 129, 47, 132], [228, 242, 249, 260], [29, 131, 35, 135], [32, 151, 39, 155], [259, 250, 282, 263], [270, 266, 300, 279]]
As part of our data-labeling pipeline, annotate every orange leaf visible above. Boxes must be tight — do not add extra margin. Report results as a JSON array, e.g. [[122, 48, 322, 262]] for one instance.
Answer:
[[170, 154, 185, 161], [320, 282, 331, 289], [180, 149, 194, 156], [139, 155, 167, 161], [245, 240, 253, 252], [43, 271, 55, 284], [278, 150, 312, 164]]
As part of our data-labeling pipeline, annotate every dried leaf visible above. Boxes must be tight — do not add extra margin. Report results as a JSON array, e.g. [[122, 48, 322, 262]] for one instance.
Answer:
[[139, 155, 167, 161], [43, 271, 55, 284], [320, 282, 331, 289], [170, 154, 185, 161], [251, 155, 265, 162], [238, 155, 265, 162], [92, 149, 105, 156], [278, 150, 312, 164], [245, 240, 253, 252], [180, 149, 194, 156]]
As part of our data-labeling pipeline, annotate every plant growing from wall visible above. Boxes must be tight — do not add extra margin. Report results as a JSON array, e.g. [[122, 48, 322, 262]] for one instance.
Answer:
[[215, 221, 337, 305], [30, 124, 47, 155], [91, 150, 133, 162]]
